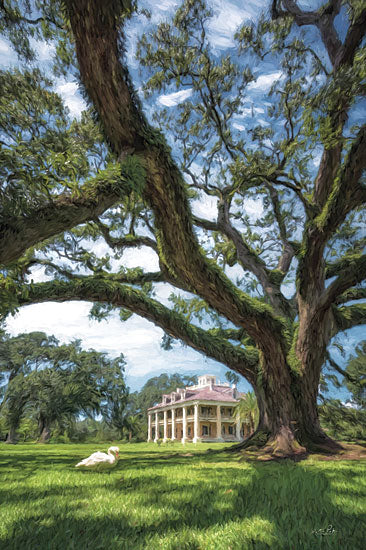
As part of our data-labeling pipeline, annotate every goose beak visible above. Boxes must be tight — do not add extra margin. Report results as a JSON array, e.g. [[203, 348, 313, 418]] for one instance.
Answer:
[[116, 452, 119, 459]]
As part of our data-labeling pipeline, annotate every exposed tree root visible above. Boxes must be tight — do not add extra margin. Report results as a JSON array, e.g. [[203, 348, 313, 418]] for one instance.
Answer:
[[228, 427, 344, 460], [300, 432, 344, 454]]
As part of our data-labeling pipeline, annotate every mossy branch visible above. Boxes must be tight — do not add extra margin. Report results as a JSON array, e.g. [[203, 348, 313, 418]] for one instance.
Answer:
[[333, 303, 366, 333], [0, 163, 130, 266], [63, 0, 290, 353], [322, 253, 366, 308], [15, 278, 259, 382]]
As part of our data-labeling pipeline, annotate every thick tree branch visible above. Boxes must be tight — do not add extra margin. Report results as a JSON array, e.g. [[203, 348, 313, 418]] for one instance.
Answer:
[[192, 215, 219, 232], [64, 0, 289, 354], [322, 254, 366, 308], [27, 258, 165, 285], [332, 303, 366, 332], [217, 198, 293, 318], [316, 124, 366, 237], [334, 287, 366, 305], [325, 254, 366, 281], [0, 167, 129, 266], [274, 0, 342, 65], [297, 124, 366, 301], [326, 352, 358, 384], [265, 183, 295, 274], [207, 327, 246, 342], [15, 278, 259, 382], [335, 7, 366, 69]]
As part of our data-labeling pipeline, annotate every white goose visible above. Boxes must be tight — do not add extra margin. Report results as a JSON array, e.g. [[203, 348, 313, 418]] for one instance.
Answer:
[[75, 446, 119, 470]]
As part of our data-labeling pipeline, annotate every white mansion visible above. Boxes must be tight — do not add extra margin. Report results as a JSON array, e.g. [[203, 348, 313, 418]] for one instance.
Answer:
[[147, 374, 251, 443]]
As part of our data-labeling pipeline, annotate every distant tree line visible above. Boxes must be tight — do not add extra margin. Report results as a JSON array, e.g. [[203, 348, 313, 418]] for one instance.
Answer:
[[1, 330, 364, 444], [319, 341, 366, 441], [0, 330, 128, 443]]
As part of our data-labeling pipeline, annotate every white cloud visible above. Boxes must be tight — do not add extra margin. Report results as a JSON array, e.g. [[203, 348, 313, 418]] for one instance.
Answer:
[[244, 197, 264, 218], [30, 39, 56, 62], [234, 106, 265, 120], [247, 72, 282, 92], [156, 0, 178, 11], [55, 80, 87, 118], [342, 401, 359, 409], [0, 39, 11, 55], [121, 246, 160, 271], [233, 122, 245, 131], [158, 88, 193, 107], [192, 192, 218, 221], [208, 1, 252, 49], [312, 151, 322, 168], [0, 38, 17, 67], [154, 282, 176, 305], [28, 267, 50, 284], [5, 302, 249, 392]]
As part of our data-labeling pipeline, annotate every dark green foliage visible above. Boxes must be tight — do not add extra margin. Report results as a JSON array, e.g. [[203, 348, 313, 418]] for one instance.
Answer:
[[319, 400, 366, 441], [319, 342, 366, 441], [344, 341, 366, 409], [0, 331, 128, 442]]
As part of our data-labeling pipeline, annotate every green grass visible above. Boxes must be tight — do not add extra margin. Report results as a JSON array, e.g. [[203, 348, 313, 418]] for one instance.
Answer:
[[0, 442, 365, 550]]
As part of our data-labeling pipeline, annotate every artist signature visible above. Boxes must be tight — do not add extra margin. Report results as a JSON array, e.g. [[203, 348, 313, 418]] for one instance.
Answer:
[[312, 525, 336, 536]]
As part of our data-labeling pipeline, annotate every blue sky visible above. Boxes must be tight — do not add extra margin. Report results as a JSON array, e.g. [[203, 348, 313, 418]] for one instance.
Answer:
[[1, 0, 364, 400]]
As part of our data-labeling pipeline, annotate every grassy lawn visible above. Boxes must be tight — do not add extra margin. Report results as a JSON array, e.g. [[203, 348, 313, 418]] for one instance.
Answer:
[[0, 442, 365, 550]]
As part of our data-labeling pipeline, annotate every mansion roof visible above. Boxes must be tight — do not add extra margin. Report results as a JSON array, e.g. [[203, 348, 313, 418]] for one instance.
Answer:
[[148, 375, 244, 411]]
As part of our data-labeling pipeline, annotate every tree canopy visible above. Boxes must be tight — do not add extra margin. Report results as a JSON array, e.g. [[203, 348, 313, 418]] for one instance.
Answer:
[[319, 342, 366, 441], [0, 0, 365, 456], [0, 331, 128, 442]]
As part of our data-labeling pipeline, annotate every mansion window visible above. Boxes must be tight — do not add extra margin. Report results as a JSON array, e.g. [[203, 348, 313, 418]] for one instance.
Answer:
[[202, 425, 211, 436]]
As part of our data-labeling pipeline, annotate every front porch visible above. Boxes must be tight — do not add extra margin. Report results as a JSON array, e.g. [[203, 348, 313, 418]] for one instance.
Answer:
[[149, 405, 250, 443]]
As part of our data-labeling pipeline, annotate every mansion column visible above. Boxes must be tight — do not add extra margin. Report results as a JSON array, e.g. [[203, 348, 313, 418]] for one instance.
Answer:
[[171, 408, 176, 441], [182, 405, 187, 444], [193, 403, 200, 443], [236, 412, 242, 441], [147, 413, 152, 442], [154, 412, 159, 442], [163, 410, 168, 442], [216, 404, 223, 441]]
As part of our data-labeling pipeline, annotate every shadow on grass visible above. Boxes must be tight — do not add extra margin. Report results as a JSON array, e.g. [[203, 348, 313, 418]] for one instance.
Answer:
[[0, 447, 365, 550]]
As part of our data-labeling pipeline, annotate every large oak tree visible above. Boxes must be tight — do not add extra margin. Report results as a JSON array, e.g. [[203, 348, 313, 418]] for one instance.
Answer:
[[1, 0, 365, 456]]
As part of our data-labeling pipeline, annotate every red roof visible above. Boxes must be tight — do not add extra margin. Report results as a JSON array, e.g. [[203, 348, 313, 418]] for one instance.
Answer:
[[148, 385, 242, 411]]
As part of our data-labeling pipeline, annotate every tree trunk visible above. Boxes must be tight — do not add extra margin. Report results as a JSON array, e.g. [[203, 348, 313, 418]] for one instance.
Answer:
[[238, 349, 342, 458], [5, 426, 17, 444], [296, 302, 341, 451], [38, 417, 51, 443]]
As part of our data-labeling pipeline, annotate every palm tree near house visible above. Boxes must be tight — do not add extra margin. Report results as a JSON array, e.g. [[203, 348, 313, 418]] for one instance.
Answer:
[[125, 413, 142, 442], [237, 392, 259, 437]]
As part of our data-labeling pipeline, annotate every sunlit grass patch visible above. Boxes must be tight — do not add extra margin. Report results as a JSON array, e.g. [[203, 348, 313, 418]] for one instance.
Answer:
[[0, 442, 365, 549]]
